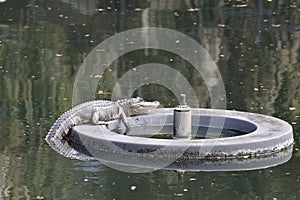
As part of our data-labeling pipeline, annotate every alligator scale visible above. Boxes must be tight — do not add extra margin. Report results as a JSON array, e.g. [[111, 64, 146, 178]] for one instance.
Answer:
[[45, 97, 160, 160]]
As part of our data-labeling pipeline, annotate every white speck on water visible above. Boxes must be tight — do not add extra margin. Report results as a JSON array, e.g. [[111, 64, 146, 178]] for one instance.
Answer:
[[183, 188, 188, 192], [130, 185, 137, 191], [189, 177, 196, 181], [175, 40, 180, 44], [84, 178, 88, 182]]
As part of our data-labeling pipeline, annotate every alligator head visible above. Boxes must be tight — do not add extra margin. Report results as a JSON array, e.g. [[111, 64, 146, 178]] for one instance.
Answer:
[[117, 97, 160, 115]]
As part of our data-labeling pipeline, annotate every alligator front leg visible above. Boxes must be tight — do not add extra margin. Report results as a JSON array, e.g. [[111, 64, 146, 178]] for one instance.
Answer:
[[91, 107, 130, 134], [117, 106, 131, 134]]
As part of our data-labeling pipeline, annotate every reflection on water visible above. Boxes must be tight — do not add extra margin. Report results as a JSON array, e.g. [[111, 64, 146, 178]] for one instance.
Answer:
[[0, 0, 300, 199]]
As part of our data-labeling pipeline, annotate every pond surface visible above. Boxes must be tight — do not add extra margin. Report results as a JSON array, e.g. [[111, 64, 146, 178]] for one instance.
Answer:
[[0, 0, 300, 199]]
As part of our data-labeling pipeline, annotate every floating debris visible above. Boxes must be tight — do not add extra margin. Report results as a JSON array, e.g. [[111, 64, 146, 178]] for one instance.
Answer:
[[96, 91, 111, 95], [232, 4, 248, 8], [94, 75, 103, 78], [96, 8, 106, 12], [289, 107, 296, 111], [272, 24, 281, 28], [55, 53, 63, 57], [217, 24, 227, 28], [187, 8, 200, 12]]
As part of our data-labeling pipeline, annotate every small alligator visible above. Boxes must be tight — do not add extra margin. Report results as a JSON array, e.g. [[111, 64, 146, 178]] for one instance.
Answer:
[[45, 97, 160, 160]]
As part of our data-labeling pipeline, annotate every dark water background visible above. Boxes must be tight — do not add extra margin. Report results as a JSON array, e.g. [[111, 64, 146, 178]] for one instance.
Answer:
[[0, 0, 300, 199]]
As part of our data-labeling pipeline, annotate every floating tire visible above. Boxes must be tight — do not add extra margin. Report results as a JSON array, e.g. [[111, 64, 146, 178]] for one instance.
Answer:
[[71, 108, 293, 170]]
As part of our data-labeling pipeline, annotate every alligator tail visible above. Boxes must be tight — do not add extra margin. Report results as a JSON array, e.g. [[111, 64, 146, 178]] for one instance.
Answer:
[[45, 114, 93, 160]]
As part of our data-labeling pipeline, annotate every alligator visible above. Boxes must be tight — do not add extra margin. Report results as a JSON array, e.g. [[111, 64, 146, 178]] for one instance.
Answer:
[[45, 97, 160, 160]]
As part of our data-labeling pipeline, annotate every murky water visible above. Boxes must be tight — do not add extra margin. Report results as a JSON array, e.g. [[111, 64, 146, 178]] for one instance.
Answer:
[[0, 0, 300, 199]]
